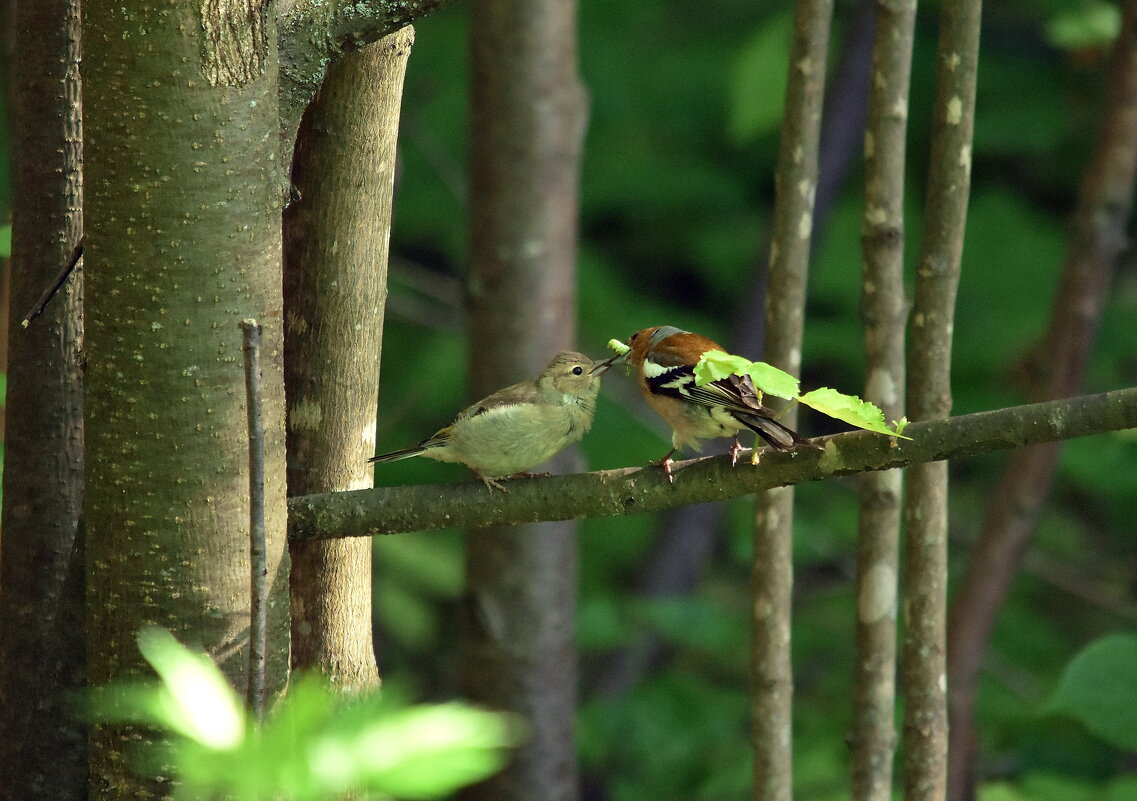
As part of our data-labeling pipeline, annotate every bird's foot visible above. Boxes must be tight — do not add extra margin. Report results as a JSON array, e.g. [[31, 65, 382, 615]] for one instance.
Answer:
[[728, 437, 748, 467], [655, 450, 678, 484], [478, 474, 510, 493]]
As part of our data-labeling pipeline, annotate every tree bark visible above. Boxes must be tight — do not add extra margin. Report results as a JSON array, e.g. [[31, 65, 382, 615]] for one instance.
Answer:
[[0, 1, 86, 798], [459, 0, 587, 797], [946, 3, 1137, 797], [904, 1, 982, 799], [852, 1, 916, 798], [82, 2, 289, 797], [284, 26, 414, 690], [752, 2, 833, 800]]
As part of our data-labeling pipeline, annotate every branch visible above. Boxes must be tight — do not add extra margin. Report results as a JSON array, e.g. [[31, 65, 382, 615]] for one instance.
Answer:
[[287, 387, 1137, 539], [277, 0, 454, 144], [239, 320, 268, 723]]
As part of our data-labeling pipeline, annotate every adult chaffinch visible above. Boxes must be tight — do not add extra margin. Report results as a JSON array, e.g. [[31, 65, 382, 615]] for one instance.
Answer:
[[609, 325, 820, 482], [370, 351, 608, 491]]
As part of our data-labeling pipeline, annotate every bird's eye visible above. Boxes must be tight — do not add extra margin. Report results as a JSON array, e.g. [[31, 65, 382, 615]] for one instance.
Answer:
[[572, 366, 584, 375]]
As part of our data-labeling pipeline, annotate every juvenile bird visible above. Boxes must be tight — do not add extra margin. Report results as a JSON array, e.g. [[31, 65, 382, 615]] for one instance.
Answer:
[[369, 351, 607, 491], [610, 325, 820, 482]]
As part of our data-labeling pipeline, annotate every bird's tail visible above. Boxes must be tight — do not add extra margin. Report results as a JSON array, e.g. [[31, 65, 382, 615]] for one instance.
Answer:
[[368, 446, 428, 464], [736, 412, 822, 452]]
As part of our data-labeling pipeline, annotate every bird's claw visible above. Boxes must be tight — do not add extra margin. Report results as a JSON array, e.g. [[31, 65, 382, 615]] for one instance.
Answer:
[[478, 475, 510, 493], [728, 437, 746, 467]]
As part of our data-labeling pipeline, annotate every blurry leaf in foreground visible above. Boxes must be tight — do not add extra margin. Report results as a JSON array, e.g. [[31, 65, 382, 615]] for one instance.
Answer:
[[89, 626, 244, 751], [1046, 633, 1137, 751], [88, 628, 519, 800], [308, 700, 521, 799]]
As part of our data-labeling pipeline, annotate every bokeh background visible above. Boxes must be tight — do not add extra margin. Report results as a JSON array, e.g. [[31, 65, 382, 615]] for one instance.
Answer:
[[2, 1, 1135, 799]]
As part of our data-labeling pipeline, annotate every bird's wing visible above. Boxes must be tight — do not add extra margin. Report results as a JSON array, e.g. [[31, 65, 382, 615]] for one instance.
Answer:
[[647, 366, 772, 416], [454, 380, 540, 422]]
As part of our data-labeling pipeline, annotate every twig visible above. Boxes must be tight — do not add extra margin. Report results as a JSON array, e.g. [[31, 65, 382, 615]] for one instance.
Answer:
[[240, 319, 268, 723], [21, 237, 82, 327], [288, 386, 1137, 539]]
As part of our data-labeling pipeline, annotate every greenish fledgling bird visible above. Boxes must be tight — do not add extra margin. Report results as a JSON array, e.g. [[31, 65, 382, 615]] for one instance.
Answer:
[[370, 351, 609, 491]]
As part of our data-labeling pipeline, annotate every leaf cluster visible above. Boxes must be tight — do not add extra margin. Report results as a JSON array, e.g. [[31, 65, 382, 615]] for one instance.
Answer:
[[89, 627, 518, 801]]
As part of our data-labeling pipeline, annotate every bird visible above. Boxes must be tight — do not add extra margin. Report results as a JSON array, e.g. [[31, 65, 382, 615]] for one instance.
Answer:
[[607, 325, 821, 482], [369, 351, 608, 491]]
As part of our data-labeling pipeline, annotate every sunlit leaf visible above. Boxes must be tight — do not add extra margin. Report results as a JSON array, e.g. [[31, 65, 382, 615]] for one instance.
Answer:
[[136, 627, 245, 750], [1047, 633, 1137, 751], [742, 361, 800, 400], [310, 701, 519, 799], [798, 388, 909, 437], [693, 350, 753, 384], [692, 351, 799, 399]]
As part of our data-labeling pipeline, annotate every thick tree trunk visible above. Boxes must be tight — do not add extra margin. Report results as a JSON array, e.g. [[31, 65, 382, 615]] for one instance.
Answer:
[[460, 0, 587, 798], [284, 26, 414, 689], [82, 2, 289, 797], [0, 1, 86, 798]]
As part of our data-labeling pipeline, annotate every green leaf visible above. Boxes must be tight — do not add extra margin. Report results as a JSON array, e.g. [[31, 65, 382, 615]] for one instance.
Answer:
[[136, 626, 245, 750], [1046, 633, 1137, 750], [743, 361, 800, 400], [799, 388, 909, 438], [309, 701, 519, 799], [693, 350, 753, 384], [0, 224, 10, 258], [692, 350, 800, 399]]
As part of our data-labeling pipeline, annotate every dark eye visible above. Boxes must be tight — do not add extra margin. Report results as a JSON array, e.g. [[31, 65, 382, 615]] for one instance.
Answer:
[[572, 366, 584, 375]]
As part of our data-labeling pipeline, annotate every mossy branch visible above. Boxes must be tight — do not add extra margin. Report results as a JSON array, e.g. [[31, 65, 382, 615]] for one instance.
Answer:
[[288, 387, 1137, 539]]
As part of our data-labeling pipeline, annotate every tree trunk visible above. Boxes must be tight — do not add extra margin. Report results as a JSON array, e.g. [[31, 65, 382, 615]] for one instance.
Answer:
[[851, 1, 915, 798], [460, 0, 587, 798], [82, 2, 289, 797], [752, 2, 833, 800], [0, 1, 86, 798], [284, 26, 414, 689]]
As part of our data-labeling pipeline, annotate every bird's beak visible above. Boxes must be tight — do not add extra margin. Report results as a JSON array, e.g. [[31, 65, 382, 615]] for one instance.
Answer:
[[590, 353, 622, 375]]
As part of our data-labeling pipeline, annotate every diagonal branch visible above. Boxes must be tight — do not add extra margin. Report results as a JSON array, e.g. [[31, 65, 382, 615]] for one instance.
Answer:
[[288, 387, 1137, 539]]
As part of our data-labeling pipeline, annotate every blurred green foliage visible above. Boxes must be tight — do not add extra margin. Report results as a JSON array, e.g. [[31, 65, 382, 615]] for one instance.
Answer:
[[0, 0, 1133, 798], [90, 627, 518, 800], [374, 1, 1137, 799]]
